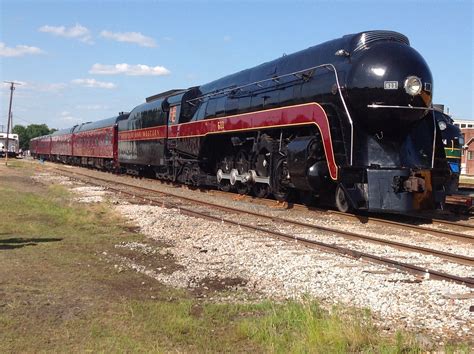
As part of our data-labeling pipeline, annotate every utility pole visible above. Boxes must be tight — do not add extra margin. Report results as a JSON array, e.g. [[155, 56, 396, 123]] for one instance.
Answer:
[[4, 81, 21, 166]]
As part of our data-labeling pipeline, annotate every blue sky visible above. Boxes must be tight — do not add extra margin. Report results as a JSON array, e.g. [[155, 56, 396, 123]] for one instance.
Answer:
[[1, 0, 473, 130]]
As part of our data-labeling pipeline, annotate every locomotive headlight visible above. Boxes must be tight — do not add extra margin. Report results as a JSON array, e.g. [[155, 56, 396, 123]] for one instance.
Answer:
[[438, 120, 447, 131], [404, 76, 422, 96]]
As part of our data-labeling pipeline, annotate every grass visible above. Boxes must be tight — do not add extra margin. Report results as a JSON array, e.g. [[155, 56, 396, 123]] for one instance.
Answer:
[[0, 161, 470, 352]]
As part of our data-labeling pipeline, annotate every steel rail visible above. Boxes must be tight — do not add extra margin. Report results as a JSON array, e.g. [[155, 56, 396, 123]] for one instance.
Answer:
[[309, 208, 474, 243], [50, 166, 474, 287], [50, 164, 474, 243], [205, 187, 474, 243]]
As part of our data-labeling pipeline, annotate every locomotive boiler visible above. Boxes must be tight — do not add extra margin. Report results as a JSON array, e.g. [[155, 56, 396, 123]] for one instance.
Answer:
[[118, 30, 449, 213]]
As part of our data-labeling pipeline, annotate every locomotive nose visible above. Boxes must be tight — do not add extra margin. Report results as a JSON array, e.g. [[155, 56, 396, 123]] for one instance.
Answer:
[[346, 42, 433, 135]]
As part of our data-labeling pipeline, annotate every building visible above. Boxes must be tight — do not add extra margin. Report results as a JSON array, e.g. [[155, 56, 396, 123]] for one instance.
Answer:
[[453, 119, 474, 129], [0, 132, 19, 157], [452, 119, 474, 175]]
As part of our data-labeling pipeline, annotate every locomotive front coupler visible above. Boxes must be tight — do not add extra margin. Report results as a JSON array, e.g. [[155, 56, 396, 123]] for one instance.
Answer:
[[392, 172, 426, 193]]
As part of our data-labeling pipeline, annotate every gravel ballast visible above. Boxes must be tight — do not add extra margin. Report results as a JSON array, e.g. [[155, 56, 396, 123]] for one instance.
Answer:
[[33, 167, 474, 344]]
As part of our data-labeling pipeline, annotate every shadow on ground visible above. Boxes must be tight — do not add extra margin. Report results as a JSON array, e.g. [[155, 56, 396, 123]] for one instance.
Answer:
[[0, 237, 62, 250]]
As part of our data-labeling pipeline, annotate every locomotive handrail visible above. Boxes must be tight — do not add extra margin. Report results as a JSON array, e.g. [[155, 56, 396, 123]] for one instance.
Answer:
[[186, 63, 355, 166], [367, 104, 434, 110], [431, 109, 437, 169]]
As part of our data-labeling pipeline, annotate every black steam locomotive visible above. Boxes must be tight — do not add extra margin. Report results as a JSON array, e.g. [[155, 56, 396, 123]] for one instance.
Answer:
[[118, 30, 449, 213], [32, 30, 451, 213]]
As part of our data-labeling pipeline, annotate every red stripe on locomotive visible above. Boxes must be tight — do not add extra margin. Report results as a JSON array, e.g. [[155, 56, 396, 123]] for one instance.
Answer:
[[119, 103, 338, 180]]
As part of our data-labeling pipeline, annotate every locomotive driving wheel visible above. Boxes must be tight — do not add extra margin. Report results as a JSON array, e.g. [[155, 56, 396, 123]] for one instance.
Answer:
[[252, 152, 270, 198], [218, 156, 233, 192], [335, 184, 351, 213], [252, 183, 270, 198], [235, 150, 251, 195], [271, 156, 292, 201]]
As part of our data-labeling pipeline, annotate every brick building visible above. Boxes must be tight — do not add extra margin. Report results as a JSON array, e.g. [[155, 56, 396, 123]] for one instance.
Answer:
[[453, 119, 474, 175]]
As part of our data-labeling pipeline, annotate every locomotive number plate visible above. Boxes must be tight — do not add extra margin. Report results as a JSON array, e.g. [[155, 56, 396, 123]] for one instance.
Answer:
[[384, 81, 398, 90]]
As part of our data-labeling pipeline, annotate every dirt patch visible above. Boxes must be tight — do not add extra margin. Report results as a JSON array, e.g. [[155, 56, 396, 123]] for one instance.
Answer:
[[122, 225, 141, 233], [190, 276, 247, 297], [99, 273, 174, 301], [0, 169, 38, 194], [113, 242, 184, 275]]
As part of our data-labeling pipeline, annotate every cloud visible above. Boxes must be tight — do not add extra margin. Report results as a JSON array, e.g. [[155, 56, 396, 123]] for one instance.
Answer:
[[39, 83, 68, 92], [223, 35, 232, 42], [1, 81, 66, 93], [89, 63, 170, 76], [75, 104, 109, 110], [0, 42, 43, 57], [60, 111, 75, 121], [71, 78, 116, 89], [38, 24, 93, 44], [100, 30, 157, 47]]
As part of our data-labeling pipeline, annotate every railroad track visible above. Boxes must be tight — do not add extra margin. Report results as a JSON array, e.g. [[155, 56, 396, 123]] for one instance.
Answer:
[[46, 164, 474, 288], [208, 189, 474, 243], [306, 208, 474, 243]]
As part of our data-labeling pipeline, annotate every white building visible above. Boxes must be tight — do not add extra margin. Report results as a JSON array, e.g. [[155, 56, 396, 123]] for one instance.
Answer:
[[0, 132, 19, 152], [452, 119, 474, 129]]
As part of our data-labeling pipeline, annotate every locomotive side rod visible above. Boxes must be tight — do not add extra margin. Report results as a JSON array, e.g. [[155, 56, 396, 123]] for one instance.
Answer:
[[51, 166, 474, 288]]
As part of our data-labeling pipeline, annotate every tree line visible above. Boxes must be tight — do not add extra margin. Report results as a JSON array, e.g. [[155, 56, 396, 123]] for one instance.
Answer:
[[12, 124, 57, 150]]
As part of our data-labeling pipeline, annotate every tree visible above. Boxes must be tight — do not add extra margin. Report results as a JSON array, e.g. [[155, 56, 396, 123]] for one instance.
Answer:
[[13, 124, 54, 150], [12, 125, 27, 150]]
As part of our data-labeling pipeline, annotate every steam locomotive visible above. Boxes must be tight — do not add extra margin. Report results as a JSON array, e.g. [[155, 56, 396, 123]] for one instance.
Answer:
[[31, 30, 452, 213]]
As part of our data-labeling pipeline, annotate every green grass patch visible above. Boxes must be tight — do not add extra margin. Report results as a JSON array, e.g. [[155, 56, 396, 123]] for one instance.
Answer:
[[0, 164, 470, 352]]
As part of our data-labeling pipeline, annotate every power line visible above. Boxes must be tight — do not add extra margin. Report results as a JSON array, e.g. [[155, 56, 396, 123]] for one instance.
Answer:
[[1, 114, 36, 125]]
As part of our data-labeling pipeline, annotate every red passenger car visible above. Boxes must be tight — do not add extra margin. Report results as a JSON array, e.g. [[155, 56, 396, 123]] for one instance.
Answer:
[[30, 135, 51, 159], [72, 114, 128, 169], [50, 127, 76, 162]]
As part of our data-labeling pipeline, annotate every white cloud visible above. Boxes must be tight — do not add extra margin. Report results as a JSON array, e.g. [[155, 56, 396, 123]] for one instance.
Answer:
[[60, 111, 75, 121], [75, 104, 109, 110], [0, 42, 43, 57], [39, 83, 68, 92], [60, 111, 80, 122], [223, 35, 232, 42], [2, 81, 66, 93], [100, 30, 157, 47], [71, 78, 116, 89], [89, 63, 170, 76], [38, 24, 93, 44]]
